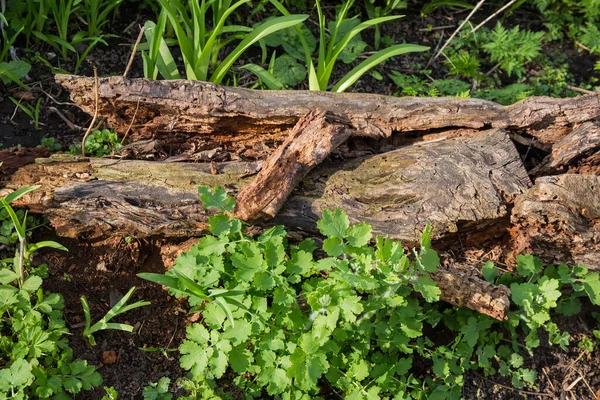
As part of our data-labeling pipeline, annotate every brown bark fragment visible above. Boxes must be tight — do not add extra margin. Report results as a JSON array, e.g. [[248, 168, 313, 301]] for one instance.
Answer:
[[430, 268, 510, 320], [511, 174, 600, 269], [531, 122, 600, 175], [234, 110, 353, 221]]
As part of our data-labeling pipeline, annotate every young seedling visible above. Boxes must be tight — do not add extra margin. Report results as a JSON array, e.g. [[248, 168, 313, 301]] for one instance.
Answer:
[[81, 286, 150, 345]]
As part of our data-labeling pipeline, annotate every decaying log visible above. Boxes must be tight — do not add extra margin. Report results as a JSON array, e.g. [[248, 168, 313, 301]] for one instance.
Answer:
[[234, 110, 353, 221], [10, 159, 512, 320], [10, 128, 528, 244], [531, 122, 600, 176], [511, 174, 600, 269], [55, 75, 600, 149]]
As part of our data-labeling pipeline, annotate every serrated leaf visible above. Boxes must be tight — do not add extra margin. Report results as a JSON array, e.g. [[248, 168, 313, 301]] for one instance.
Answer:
[[346, 222, 372, 247], [582, 272, 600, 305], [340, 295, 363, 322], [556, 295, 582, 316], [317, 209, 349, 238], [418, 248, 440, 273], [272, 54, 306, 87], [229, 345, 253, 373], [482, 261, 498, 283], [516, 254, 543, 277], [208, 214, 231, 236], [322, 237, 343, 257], [415, 275, 440, 302], [198, 186, 235, 212]]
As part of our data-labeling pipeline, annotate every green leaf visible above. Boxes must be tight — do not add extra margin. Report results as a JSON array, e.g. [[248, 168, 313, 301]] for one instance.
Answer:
[[582, 272, 600, 305], [198, 186, 235, 212], [240, 63, 285, 90], [0, 61, 31, 85], [482, 261, 498, 283], [339, 295, 363, 322], [346, 222, 372, 247], [332, 44, 429, 92], [22, 275, 43, 292], [415, 275, 440, 302], [322, 237, 344, 257], [271, 54, 306, 87], [208, 214, 231, 236], [317, 209, 349, 238], [556, 295, 582, 316], [516, 254, 543, 277], [211, 14, 309, 84], [0, 269, 18, 285], [229, 345, 253, 373], [418, 248, 440, 273]]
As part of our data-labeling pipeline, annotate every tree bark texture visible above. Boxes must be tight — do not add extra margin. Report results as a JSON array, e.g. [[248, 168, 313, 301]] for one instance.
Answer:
[[55, 75, 600, 148]]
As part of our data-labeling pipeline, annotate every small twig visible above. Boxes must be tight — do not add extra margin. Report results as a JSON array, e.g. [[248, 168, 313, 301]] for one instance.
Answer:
[[564, 375, 584, 392], [418, 25, 456, 32], [575, 41, 591, 53], [426, 29, 447, 69], [123, 26, 146, 79], [81, 68, 99, 157], [542, 367, 556, 392], [566, 85, 597, 95], [47, 107, 84, 131], [121, 98, 141, 145], [434, 0, 486, 60], [471, 0, 519, 33], [578, 370, 599, 400]]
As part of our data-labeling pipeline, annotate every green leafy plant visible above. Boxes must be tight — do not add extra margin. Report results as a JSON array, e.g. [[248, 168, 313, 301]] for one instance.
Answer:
[[81, 0, 123, 37], [142, 377, 173, 400], [10, 97, 42, 130], [80, 129, 122, 157], [255, 0, 429, 92], [141, 0, 308, 83], [40, 137, 61, 152], [0, 185, 103, 399], [364, 0, 407, 49], [81, 286, 150, 346], [139, 186, 450, 398], [138, 186, 600, 398]]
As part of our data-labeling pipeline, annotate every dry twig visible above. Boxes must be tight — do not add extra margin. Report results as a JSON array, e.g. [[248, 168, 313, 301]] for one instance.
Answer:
[[434, 0, 486, 60], [123, 26, 146, 79], [81, 68, 99, 157]]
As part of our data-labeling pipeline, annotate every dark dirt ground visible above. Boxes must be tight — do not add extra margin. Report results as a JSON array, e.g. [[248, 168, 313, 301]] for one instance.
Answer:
[[2, 1, 600, 399]]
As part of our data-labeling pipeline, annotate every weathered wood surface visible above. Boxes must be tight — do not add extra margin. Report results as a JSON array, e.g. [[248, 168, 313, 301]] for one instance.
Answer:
[[10, 128, 528, 244], [531, 122, 600, 176], [10, 158, 512, 320], [55, 75, 600, 148], [234, 110, 353, 221], [511, 174, 600, 269]]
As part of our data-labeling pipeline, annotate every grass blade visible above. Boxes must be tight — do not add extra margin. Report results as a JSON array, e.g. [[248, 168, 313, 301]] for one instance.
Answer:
[[332, 44, 429, 92], [211, 14, 308, 84]]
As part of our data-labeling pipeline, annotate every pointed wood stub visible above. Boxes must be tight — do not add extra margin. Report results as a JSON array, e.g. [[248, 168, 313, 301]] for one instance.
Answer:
[[234, 110, 353, 221]]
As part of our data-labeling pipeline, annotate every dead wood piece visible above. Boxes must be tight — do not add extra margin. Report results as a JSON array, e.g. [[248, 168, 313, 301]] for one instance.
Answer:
[[531, 122, 600, 175], [11, 128, 529, 244], [55, 75, 600, 148], [274, 128, 531, 242], [234, 110, 353, 221], [511, 174, 600, 269], [431, 268, 510, 320]]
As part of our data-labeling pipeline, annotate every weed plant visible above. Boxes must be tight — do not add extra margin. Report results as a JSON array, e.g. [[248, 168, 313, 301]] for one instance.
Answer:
[[0, 184, 103, 398], [138, 186, 600, 399]]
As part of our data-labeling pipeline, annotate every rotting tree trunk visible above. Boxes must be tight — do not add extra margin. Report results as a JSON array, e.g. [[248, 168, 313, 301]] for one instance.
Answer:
[[9, 153, 515, 320], [511, 174, 600, 269], [55, 75, 600, 148], [9, 128, 528, 243]]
